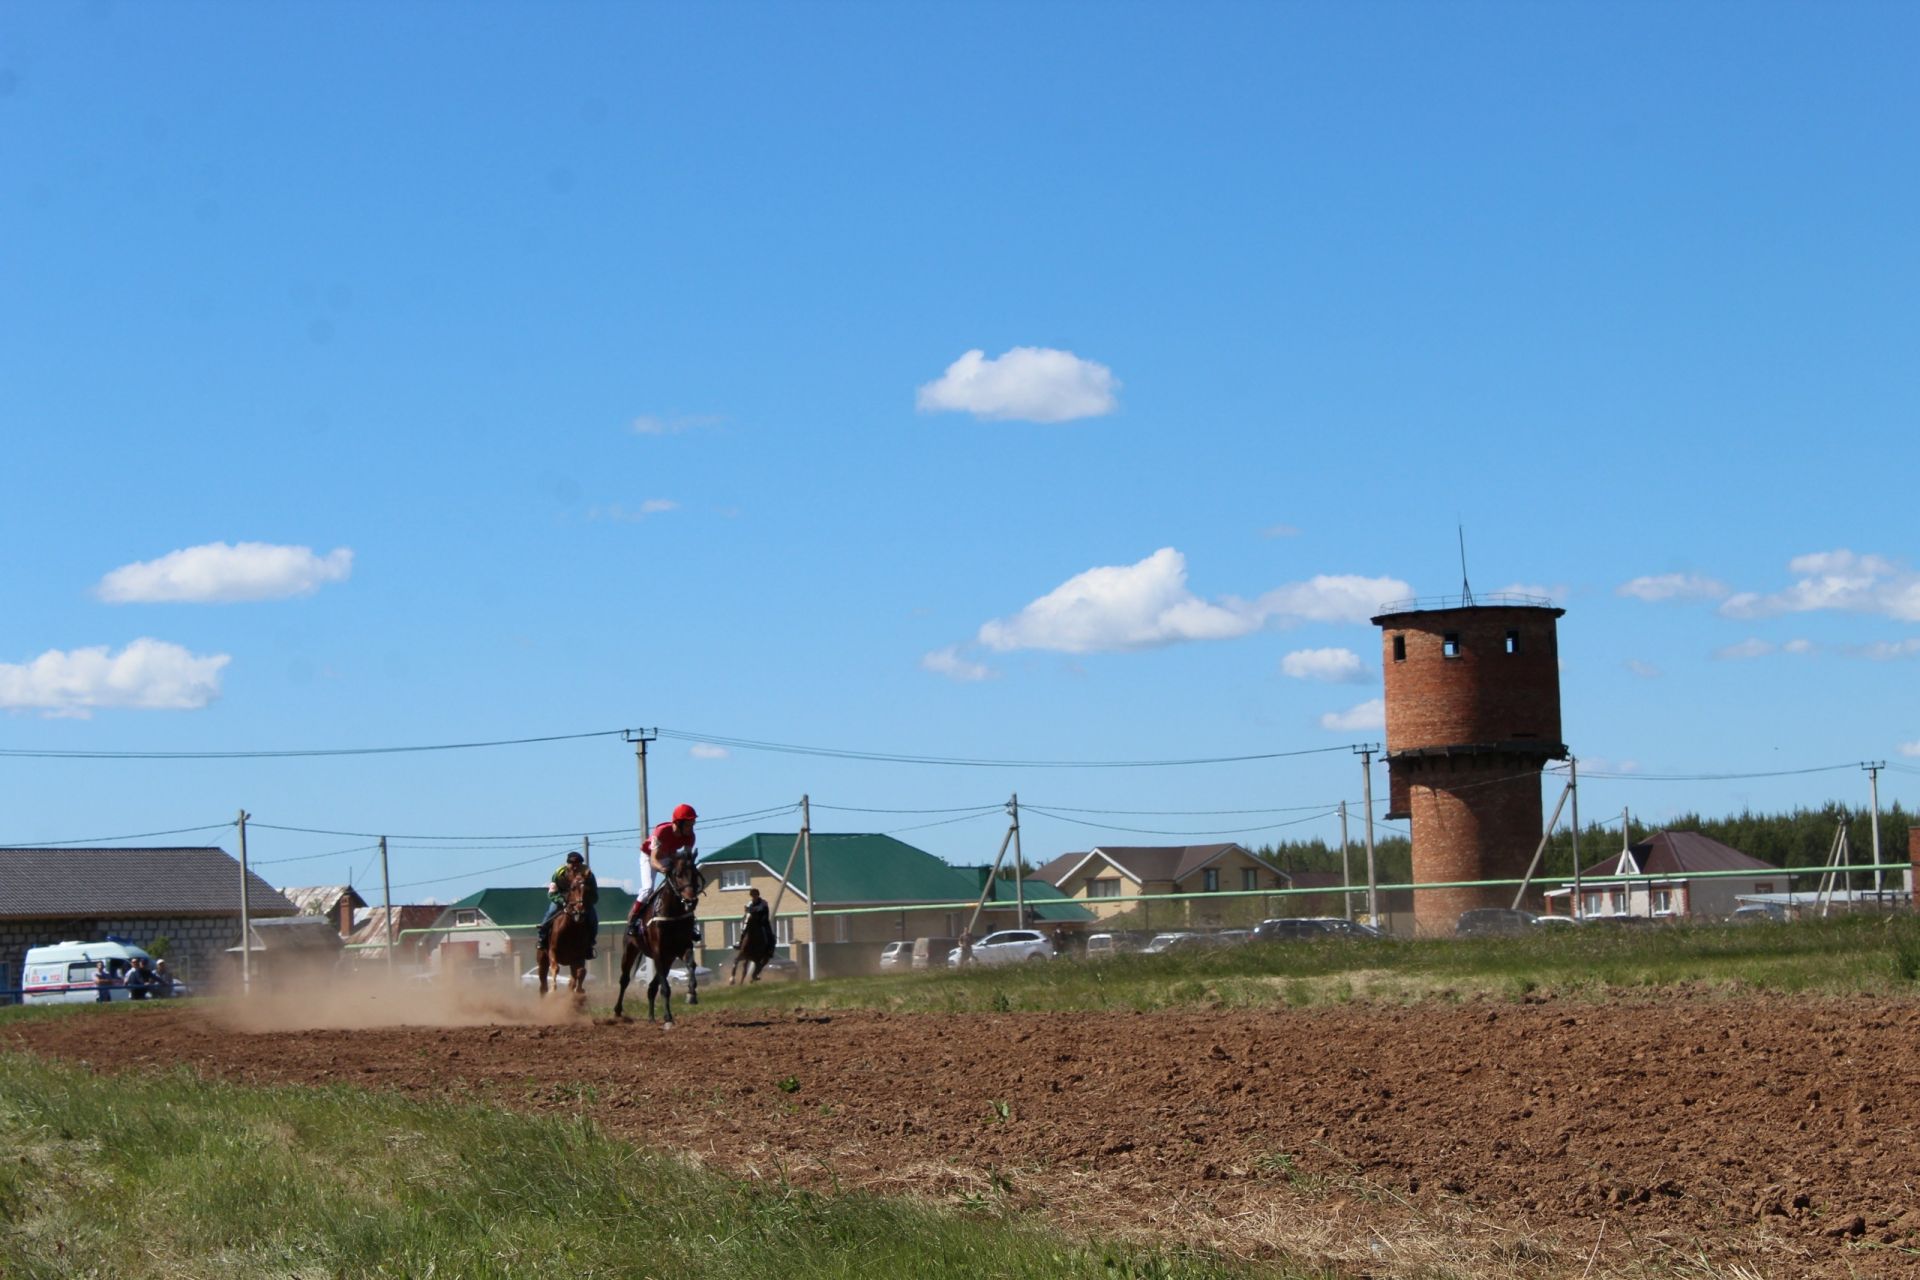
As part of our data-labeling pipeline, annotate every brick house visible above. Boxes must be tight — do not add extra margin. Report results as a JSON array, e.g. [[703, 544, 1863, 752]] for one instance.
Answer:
[[0, 846, 297, 997], [423, 886, 638, 982], [282, 885, 370, 938], [1542, 830, 1783, 921]]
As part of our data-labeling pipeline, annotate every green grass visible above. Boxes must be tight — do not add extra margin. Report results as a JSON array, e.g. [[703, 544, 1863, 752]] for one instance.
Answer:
[[701, 915, 1920, 1015], [0, 1052, 1308, 1280]]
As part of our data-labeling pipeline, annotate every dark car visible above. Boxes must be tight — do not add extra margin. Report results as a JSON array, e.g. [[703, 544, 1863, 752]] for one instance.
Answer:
[[1252, 917, 1337, 942], [1455, 908, 1539, 938]]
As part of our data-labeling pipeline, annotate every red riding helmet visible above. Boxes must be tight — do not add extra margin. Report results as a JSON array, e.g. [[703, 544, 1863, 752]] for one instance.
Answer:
[[672, 803, 698, 823]]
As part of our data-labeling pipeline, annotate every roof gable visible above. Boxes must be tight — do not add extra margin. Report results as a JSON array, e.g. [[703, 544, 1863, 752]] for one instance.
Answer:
[[0, 847, 298, 920], [1084, 843, 1283, 885], [701, 833, 978, 904], [1580, 830, 1777, 879], [438, 884, 637, 929]]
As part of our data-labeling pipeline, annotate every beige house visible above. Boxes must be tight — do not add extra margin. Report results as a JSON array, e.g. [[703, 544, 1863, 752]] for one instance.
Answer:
[[1037, 843, 1292, 929]]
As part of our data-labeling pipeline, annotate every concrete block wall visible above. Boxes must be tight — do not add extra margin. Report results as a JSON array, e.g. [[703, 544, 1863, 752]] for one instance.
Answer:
[[0, 915, 246, 994]]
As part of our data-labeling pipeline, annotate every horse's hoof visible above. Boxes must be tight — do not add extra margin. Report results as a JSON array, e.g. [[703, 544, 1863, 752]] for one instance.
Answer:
[[663, 1020, 675, 1030], [686, 994, 699, 1005]]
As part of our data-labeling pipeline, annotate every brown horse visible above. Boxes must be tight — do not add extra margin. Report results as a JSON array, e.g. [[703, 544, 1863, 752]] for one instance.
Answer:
[[729, 917, 777, 985], [614, 857, 703, 1026], [536, 874, 592, 1002]]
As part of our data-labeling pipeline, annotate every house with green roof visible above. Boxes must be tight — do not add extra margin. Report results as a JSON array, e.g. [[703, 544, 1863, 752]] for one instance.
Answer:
[[699, 832, 1074, 964], [424, 885, 637, 975]]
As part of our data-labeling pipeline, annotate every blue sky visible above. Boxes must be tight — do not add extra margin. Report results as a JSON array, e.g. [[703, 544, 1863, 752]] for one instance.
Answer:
[[2, 2, 1915, 899]]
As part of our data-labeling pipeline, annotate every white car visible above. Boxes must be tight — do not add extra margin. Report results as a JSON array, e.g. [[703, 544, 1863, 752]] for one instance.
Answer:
[[947, 929, 1055, 968], [878, 940, 910, 971], [521, 965, 590, 989]]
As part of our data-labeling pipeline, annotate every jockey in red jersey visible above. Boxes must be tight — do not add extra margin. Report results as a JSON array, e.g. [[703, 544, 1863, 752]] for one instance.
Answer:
[[629, 803, 698, 936]]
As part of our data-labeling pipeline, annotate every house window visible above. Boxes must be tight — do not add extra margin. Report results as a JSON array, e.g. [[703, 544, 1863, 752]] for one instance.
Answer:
[[1651, 889, 1674, 914], [775, 917, 795, 944], [455, 910, 478, 927], [719, 868, 749, 891], [724, 920, 741, 947], [1242, 867, 1259, 892], [1609, 890, 1627, 915], [836, 913, 850, 943], [1505, 629, 1520, 655], [1392, 635, 1406, 662], [1753, 882, 1774, 895], [1087, 878, 1121, 899], [1202, 868, 1219, 893], [1442, 632, 1461, 658]]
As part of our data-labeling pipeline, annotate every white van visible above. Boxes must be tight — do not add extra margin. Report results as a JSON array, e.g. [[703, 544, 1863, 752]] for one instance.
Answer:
[[22, 939, 153, 1005]]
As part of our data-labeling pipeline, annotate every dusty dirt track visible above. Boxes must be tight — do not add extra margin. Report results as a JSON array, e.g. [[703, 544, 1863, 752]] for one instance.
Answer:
[[10, 993, 1920, 1278]]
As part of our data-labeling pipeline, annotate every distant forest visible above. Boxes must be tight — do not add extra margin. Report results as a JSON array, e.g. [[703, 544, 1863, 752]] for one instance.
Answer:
[[1252, 802, 1913, 884]]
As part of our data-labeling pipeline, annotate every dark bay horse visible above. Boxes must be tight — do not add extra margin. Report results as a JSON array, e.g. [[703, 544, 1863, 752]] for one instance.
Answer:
[[537, 875, 592, 1002], [729, 919, 776, 985], [615, 858, 703, 1026]]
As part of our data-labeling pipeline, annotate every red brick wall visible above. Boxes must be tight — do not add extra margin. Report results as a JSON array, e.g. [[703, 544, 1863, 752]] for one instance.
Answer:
[[1398, 753, 1546, 933], [1377, 606, 1564, 751]]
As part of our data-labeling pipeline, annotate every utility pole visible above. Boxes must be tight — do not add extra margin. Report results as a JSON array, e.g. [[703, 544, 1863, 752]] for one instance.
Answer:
[[582, 834, 591, 869], [378, 835, 393, 981], [625, 728, 656, 872], [1010, 793, 1025, 926], [1567, 757, 1581, 918], [1338, 800, 1353, 920], [236, 809, 253, 994], [1865, 762, 1886, 898], [1356, 746, 1379, 923], [801, 794, 817, 981]]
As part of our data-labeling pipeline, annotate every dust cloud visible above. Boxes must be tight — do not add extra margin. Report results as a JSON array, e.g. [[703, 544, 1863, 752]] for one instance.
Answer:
[[211, 959, 603, 1032]]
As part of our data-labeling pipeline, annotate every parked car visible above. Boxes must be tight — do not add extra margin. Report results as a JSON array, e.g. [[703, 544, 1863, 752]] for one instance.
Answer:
[[911, 936, 958, 970], [521, 965, 589, 989], [665, 963, 714, 990], [1304, 917, 1385, 940], [1213, 929, 1252, 947], [1534, 914, 1580, 928], [1083, 930, 1152, 958], [1253, 917, 1334, 942], [947, 929, 1055, 967], [1730, 903, 1789, 924], [878, 940, 911, 971], [1141, 931, 1203, 954], [22, 939, 153, 1004], [1455, 908, 1540, 938]]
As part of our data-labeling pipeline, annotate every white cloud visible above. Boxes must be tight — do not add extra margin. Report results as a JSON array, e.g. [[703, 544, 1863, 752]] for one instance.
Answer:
[[1783, 638, 1817, 655], [921, 645, 995, 682], [631, 412, 723, 436], [98, 542, 352, 604], [0, 638, 229, 717], [1719, 550, 1920, 621], [688, 743, 730, 760], [639, 498, 678, 515], [1623, 659, 1662, 679], [1261, 523, 1301, 539], [1854, 638, 1920, 661], [971, 548, 1408, 655], [1281, 648, 1367, 683], [1713, 638, 1775, 660], [1617, 573, 1730, 603], [915, 347, 1118, 423], [1902, 742, 1920, 758], [1495, 582, 1566, 602], [587, 499, 680, 522], [1319, 698, 1385, 732]]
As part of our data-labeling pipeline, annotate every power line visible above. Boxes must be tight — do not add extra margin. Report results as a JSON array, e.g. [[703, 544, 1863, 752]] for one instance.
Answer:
[[812, 802, 1005, 815], [1573, 763, 1861, 782], [250, 821, 640, 841], [389, 852, 559, 891], [880, 810, 1010, 836], [0, 728, 627, 761], [251, 842, 380, 867], [656, 728, 1356, 770], [0, 821, 234, 848], [1021, 804, 1342, 838]]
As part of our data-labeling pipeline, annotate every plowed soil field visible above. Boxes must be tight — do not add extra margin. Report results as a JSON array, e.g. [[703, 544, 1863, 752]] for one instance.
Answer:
[[11, 992, 1920, 1278]]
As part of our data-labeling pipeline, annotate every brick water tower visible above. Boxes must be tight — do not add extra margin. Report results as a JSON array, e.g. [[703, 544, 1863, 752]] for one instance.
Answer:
[[1370, 594, 1568, 934]]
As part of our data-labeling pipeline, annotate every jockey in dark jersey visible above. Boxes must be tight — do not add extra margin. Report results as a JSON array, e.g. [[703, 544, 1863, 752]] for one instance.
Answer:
[[537, 850, 599, 958], [741, 886, 774, 951]]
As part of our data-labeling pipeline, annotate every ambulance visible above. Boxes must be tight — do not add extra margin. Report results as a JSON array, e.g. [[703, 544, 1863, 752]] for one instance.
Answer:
[[21, 938, 154, 1004]]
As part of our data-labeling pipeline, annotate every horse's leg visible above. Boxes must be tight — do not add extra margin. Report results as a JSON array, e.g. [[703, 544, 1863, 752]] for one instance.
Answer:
[[684, 944, 699, 1005], [654, 969, 674, 1029], [536, 942, 551, 996], [614, 934, 641, 1019]]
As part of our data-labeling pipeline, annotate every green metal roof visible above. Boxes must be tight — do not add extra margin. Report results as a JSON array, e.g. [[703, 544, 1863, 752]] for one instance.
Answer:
[[700, 833, 981, 904], [440, 885, 637, 929]]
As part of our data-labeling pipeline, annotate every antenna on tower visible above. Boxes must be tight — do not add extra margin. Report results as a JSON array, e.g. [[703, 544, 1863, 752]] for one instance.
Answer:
[[1457, 523, 1474, 606]]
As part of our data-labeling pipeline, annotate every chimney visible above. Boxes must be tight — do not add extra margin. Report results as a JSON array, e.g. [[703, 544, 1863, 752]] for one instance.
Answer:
[[339, 893, 356, 938]]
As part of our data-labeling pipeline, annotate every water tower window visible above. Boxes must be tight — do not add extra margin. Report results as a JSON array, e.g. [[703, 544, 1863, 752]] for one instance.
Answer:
[[1505, 629, 1520, 655], [1392, 635, 1406, 662], [1442, 632, 1461, 659]]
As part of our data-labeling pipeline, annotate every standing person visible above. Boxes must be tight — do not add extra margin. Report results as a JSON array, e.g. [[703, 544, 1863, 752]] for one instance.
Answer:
[[124, 957, 152, 1001], [628, 803, 698, 936], [958, 931, 975, 967], [151, 959, 176, 998], [536, 851, 600, 958], [94, 959, 115, 1003]]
